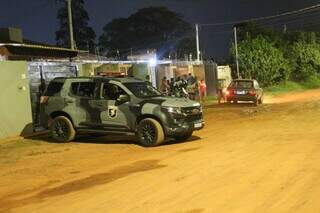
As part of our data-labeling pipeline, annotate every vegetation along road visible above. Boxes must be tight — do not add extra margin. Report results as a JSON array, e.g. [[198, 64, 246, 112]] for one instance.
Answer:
[[1, 89, 320, 213]]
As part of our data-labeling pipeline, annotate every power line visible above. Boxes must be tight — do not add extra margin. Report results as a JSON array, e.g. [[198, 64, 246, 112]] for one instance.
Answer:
[[256, 10, 320, 27], [200, 3, 320, 27]]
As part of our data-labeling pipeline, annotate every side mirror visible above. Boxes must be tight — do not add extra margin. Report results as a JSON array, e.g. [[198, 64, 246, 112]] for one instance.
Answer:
[[117, 94, 129, 103]]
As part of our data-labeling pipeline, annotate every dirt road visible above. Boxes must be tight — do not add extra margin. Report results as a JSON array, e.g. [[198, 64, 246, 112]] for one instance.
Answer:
[[1, 89, 320, 213]]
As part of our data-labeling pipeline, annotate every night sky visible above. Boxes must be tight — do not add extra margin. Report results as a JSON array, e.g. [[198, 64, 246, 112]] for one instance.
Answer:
[[1, 0, 319, 59]]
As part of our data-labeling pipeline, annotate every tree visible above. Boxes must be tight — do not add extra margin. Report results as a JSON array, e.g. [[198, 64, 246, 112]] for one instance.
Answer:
[[289, 41, 320, 81], [55, 0, 96, 52], [99, 7, 194, 59], [231, 22, 320, 85], [233, 35, 288, 86]]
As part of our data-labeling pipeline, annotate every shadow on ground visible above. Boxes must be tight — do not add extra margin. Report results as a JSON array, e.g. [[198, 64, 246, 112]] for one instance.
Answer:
[[26, 133, 201, 147], [205, 102, 258, 109]]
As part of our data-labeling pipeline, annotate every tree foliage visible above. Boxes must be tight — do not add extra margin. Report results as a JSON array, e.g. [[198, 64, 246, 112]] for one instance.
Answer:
[[232, 22, 320, 85], [289, 41, 320, 81], [55, 0, 96, 52], [99, 7, 194, 59], [234, 36, 288, 86]]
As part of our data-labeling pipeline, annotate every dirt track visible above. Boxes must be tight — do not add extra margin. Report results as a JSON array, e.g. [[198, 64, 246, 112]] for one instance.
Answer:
[[1, 90, 320, 213]]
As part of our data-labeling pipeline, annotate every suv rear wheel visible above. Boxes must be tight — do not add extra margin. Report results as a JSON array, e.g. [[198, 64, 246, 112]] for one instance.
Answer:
[[137, 118, 164, 147], [51, 116, 76, 142]]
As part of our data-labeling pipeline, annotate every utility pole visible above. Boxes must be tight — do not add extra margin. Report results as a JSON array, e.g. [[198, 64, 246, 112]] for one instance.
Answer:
[[233, 26, 240, 79], [283, 24, 287, 33], [196, 24, 200, 63], [67, 0, 75, 50]]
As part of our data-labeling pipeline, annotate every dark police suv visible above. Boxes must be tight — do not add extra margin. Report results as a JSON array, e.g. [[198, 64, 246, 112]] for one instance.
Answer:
[[40, 77, 204, 146]]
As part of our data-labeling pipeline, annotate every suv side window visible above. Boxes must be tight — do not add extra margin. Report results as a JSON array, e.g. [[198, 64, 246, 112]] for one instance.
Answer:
[[253, 81, 260, 89], [71, 82, 96, 98], [102, 83, 126, 100], [45, 81, 64, 96]]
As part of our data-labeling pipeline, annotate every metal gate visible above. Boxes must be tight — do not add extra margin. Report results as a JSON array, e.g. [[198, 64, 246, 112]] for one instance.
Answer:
[[28, 62, 78, 130], [204, 62, 218, 96]]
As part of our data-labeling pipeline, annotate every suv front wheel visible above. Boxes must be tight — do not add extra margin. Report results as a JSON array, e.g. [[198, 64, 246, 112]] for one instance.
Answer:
[[51, 116, 76, 142], [137, 118, 165, 147]]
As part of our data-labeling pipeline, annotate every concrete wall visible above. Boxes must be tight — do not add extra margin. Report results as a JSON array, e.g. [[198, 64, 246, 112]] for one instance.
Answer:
[[0, 61, 33, 139]]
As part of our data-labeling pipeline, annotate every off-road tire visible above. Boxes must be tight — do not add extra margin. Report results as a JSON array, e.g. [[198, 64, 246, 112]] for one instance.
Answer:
[[173, 130, 193, 141], [51, 116, 76, 142], [258, 97, 263, 104], [137, 118, 165, 147]]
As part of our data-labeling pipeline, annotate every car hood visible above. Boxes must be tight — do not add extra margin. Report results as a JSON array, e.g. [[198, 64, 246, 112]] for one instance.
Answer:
[[148, 96, 201, 108]]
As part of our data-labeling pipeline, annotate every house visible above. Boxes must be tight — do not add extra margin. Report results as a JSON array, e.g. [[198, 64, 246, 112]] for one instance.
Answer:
[[0, 28, 78, 61]]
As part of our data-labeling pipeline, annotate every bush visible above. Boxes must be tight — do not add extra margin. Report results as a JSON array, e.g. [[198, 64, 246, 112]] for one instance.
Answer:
[[287, 41, 320, 81], [301, 75, 320, 89], [234, 36, 289, 87]]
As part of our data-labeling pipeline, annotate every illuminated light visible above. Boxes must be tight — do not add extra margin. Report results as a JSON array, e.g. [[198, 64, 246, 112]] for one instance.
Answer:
[[248, 90, 256, 96], [148, 58, 157, 67]]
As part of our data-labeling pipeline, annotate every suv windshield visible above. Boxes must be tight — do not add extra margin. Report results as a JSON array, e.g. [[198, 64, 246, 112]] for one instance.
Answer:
[[230, 81, 253, 89], [124, 82, 162, 98]]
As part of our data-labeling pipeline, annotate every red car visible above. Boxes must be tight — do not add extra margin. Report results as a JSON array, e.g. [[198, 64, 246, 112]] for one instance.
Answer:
[[225, 79, 264, 106]]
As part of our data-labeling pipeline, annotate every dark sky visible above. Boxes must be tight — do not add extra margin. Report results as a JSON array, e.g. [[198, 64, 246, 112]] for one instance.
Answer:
[[0, 0, 319, 59]]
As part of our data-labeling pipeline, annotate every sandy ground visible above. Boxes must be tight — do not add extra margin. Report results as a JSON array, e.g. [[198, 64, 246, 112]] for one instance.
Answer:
[[1, 89, 320, 213]]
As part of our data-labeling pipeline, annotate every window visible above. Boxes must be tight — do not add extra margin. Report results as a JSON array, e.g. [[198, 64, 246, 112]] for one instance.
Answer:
[[45, 81, 64, 96], [102, 83, 127, 100], [230, 81, 253, 89], [124, 82, 162, 98], [71, 82, 96, 98]]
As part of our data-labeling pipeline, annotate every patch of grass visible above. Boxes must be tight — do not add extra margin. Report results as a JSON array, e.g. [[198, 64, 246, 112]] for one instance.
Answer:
[[265, 81, 304, 96], [265, 77, 320, 96], [301, 75, 320, 89]]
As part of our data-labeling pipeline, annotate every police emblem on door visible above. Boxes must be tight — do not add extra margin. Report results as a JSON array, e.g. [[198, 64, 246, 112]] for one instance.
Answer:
[[108, 106, 117, 119]]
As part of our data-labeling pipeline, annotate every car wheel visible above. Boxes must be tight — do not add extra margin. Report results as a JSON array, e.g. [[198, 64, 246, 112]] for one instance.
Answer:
[[173, 130, 193, 141], [258, 97, 263, 104], [51, 116, 76, 142], [253, 99, 258, 106], [137, 118, 165, 147]]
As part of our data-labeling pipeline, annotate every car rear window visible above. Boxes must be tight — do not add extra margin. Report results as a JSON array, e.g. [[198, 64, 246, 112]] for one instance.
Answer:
[[230, 81, 253, 89], [45, 81, 64, 96]]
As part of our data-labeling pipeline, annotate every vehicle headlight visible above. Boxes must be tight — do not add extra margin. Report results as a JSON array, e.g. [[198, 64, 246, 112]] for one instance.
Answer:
[[163, 106, 183, 114]]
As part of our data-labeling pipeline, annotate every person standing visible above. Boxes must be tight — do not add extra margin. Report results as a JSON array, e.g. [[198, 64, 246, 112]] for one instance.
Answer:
[[199, 79, 207, 104], [170, 78, 175, 96], [166, 79, 171, 96], [186, 75, 196, 100], [187, 73, 194, 85], [145, 75, 152, 86], [160, 76, 169, 95]]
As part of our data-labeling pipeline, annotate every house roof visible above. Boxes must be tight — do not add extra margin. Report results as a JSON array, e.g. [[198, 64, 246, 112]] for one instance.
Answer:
[[0, 37, 79, 60]]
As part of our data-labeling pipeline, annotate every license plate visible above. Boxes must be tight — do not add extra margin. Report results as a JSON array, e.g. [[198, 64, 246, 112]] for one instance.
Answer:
[[194, 122, 202, 128], [236, 90, 246, 95]]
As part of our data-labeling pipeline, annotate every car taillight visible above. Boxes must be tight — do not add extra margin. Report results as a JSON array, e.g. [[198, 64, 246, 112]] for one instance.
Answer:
[[248, 90, 256, 96], [40, 96, 49, 105]]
